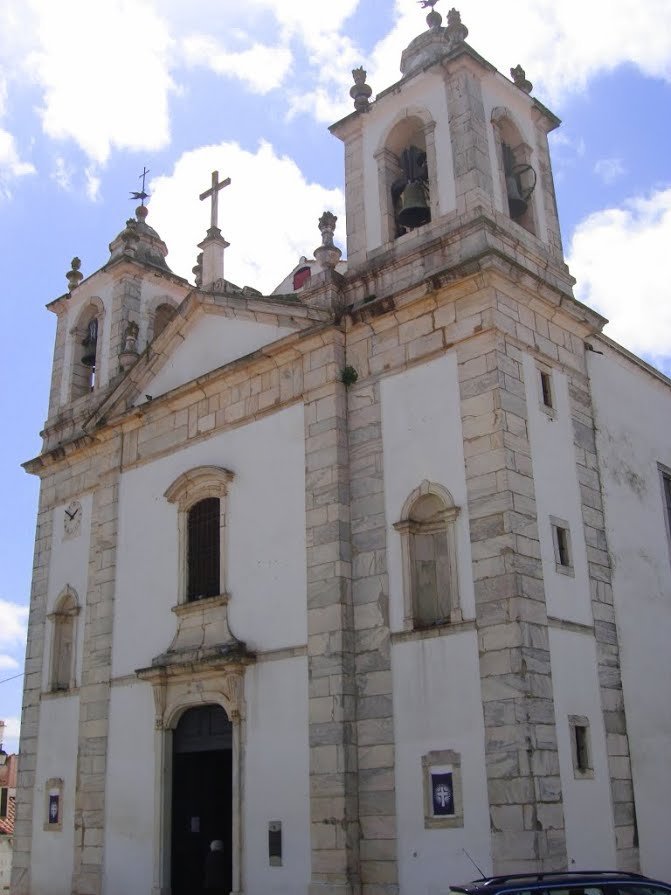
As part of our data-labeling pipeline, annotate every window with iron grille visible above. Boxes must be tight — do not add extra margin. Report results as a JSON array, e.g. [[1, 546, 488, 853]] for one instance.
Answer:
[[187, 497, 220, 600]]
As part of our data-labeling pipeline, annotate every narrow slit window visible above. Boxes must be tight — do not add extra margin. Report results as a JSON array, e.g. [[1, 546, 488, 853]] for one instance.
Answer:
[[556, 526, 570, 566], [663, 471, 671, 534], [540, 370, 553, 408], [0, 787, 7, 818], [574, 725, 589, 772], [551, 518, 573, 575], [569, 716, 593, 777]]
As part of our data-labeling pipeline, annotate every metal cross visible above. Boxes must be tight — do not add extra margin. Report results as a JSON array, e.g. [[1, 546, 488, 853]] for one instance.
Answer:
[[130, 166, 150, 205], [199, 170, 231, 230]]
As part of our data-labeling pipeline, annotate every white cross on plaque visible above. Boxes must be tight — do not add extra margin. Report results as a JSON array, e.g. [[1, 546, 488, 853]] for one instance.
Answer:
[[199, 170, 231, 230]]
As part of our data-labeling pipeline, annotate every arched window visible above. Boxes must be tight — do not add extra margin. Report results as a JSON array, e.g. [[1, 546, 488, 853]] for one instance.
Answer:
[[491, 107, 538, 235], [187, 497, 221, 600], [49, 588, 80, 691], [165, 466, 235, 604], [71, 305, 102, 399], [395, 482, 461, 629], [153, 302, 177, 340], [377, 113, 436, 242]]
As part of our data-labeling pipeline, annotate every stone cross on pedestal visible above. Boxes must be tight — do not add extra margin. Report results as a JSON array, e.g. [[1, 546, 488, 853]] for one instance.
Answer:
[[197, 171, 231, 288], [200, 171, 231, 231]]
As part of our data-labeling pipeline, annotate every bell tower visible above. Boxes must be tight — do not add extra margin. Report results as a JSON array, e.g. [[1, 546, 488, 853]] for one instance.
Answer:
[[43, 204, 190, 453], [331, 5, 567, 287]]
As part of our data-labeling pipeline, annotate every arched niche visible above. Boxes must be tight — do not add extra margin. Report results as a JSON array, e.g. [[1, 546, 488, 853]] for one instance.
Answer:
[[491, 106, 538, 235], [48, 586, 81, 691], [375, 109, 438, 243]]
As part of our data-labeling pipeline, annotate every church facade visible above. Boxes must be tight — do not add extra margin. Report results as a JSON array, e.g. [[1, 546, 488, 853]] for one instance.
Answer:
[[12, 8, 671, 895]]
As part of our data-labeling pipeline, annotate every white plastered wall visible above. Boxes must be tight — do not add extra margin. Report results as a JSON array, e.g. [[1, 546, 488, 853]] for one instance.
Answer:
[[522, 353, 593, 626], [361, 70, 456, 254], [481, 74, 549, 243], [44, 493, 93, 690], [243, 657, 311, 895], [112, 402, 307, 678], [139, 314, 297, 402], [381, 355, 491, 886], [548, 627, 616, 868], [381, 352, 476, 630], [588, 346, 671, 878], [30, 696, 79, 895], [103, 682, 156, 895]]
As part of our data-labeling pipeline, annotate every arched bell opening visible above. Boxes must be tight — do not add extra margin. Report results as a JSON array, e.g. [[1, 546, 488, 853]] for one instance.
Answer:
[[377, 113, 437, 242], [70, 300, 104, 399], [491, 108, 538, 236]]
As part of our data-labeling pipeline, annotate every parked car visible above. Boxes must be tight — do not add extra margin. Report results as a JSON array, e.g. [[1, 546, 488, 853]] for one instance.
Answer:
[[451, 871, 671, 895]]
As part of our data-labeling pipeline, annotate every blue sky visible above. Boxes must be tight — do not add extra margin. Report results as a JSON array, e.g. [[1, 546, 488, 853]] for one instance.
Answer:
[[0, 0, 670, 753]]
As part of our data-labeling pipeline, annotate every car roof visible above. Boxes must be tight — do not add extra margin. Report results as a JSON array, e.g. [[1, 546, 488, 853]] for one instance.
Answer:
[[451, 871, 670, 895]]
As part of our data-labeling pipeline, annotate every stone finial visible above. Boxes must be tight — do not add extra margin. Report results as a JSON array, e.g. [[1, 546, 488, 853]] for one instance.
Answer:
[[314, 211, 342, 271], [419, 0, 442, 29], [350, 67, 372, 112], [136, 204, 149, 223], [193, 252, 203, 287], [66, 257, 83, 292], [445, 8, 468, 44], [510, 64, 533, 94]]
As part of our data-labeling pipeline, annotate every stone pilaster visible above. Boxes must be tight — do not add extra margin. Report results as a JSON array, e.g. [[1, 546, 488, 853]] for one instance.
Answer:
[[348, 378, 398, 895], [71, 439, 122, 895], [445, 63, 495, 215], [304, 331, 360, 895], [567, 372, 640, 871], [532, 117, 564, 260], [109, 275, 142, 379], [10, 484, 55, 895], [342, 123, 367, 271], [47, 303, 69, 417], [458, 329, 567, 873]]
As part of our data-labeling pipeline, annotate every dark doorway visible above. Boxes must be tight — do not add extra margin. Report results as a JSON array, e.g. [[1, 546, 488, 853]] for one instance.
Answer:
[[172, 705, 233, 895]]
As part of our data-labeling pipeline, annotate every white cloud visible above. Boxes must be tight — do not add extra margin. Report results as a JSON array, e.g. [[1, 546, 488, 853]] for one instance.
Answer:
[[85, 166, 101, 202], [52, 156, 73, 191], [25, 0, 175, 164], [594, 157, 626, 185], [1, 716, 21, 753], [569, 187, 671, 364], [181, 34, 292, 94], [0, 128, 35, 197], [148, 139, 344, 294], [0, 598, 28, 649], [0, 655, 18, 671]]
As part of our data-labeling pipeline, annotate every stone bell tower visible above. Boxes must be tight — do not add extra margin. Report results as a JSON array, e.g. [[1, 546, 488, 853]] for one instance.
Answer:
[[43, 205, 190, 453], [331, 6, 566, 285], [323, 3, 638, 883]]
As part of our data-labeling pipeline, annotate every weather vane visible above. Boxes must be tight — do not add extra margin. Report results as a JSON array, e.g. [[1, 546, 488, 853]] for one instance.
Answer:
[[418, 0, 439, 8], [130, 166, 150, 206]]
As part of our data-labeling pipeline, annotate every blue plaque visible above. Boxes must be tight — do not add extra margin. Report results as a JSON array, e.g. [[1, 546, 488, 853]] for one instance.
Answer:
[[431, 771, 454, 816]]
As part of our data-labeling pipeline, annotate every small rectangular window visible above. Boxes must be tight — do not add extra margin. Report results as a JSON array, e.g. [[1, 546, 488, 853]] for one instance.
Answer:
[[540, 370, 553, 408], [551, 517, 574, 575], [0, 787, 7, 819], [662, 470, 671, 538], [569, 715, 593, 778]]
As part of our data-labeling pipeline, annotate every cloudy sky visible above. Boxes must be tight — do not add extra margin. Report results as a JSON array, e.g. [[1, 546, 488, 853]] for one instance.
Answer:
[[0, 0, 670, 752]]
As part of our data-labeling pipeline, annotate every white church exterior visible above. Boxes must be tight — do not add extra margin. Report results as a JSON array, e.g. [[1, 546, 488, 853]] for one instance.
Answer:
[[12, 8, 671, 895]]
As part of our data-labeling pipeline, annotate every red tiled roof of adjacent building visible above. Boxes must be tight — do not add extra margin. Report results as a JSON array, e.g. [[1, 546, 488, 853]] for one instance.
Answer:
[[0, 795, 15, 836]]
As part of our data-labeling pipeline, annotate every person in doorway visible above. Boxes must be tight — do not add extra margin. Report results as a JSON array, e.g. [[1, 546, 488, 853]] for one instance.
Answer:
[[204, 839, 227, 895]]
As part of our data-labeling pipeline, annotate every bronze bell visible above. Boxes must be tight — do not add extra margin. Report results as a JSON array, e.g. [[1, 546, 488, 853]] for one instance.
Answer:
[[81, 318, 98, 368], [398, 181, 431, 229], [506, 173, 528, 220]]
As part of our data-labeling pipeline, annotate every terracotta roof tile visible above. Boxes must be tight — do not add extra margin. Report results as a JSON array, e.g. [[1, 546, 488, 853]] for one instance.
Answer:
[[0, 795, 15, 836]]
